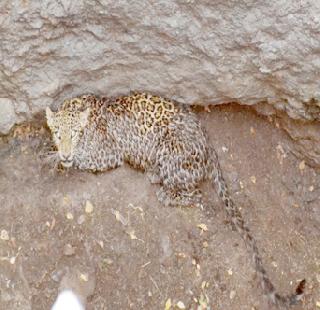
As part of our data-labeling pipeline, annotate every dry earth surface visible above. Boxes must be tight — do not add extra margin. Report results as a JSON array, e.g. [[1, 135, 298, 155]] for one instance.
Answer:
[[0, 105, 319, 310]]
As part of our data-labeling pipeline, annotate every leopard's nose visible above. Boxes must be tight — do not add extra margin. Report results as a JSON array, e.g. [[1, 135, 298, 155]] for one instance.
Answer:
[[60, 154, 73, 162]]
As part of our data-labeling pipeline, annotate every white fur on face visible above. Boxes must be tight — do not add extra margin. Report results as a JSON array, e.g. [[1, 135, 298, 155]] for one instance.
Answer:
[[51, 290, 84, 310]]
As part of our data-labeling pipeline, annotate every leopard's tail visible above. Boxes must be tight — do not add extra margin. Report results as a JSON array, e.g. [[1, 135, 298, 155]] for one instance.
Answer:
[[211, 151, 305, 308]]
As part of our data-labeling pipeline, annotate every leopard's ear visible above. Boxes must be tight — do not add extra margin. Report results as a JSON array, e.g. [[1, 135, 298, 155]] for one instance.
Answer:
[[46, 107, 54, 128], [79, 108, 90, 128]]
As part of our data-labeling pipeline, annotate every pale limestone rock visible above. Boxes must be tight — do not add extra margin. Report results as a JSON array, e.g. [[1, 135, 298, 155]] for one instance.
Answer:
[[0, 98, 16, 134], [1, 0, 320, 163]]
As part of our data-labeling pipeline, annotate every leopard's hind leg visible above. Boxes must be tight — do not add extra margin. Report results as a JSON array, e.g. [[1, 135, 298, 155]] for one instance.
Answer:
[[156, 154, 207, 208]]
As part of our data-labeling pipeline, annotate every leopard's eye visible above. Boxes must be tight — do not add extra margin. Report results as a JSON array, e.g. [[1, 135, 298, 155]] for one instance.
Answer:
[[54, 131, 61, 140]]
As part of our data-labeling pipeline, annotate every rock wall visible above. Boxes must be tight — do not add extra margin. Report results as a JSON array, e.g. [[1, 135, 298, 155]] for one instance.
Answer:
[[1, 0, 320, 162]]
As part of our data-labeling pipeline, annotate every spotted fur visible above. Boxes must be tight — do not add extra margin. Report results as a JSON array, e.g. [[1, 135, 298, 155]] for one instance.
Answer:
[[46, 92, 305, 308]]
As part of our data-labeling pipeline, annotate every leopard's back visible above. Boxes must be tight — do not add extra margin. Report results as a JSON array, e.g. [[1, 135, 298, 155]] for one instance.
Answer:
[[100, 92, 202, 169], [106, 92, 184, 133]]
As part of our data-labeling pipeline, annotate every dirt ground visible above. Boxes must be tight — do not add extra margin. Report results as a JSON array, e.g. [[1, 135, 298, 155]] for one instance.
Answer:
[[0, 105, 319, 310]]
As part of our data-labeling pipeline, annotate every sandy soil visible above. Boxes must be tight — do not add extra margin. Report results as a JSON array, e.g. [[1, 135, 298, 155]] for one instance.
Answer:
[[0, 105, 319, 310]]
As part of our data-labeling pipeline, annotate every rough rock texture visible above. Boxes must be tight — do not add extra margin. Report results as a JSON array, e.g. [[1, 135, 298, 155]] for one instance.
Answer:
[[277, 114, 320, 168], [1, 0, 320, 124], [1, 0, 320, 161], [255, 102, 320, 167], [0, 98, 16, 134]]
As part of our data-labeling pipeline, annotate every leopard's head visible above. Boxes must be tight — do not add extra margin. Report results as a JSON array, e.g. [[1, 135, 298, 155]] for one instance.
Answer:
[[46, 106, 90, 167]]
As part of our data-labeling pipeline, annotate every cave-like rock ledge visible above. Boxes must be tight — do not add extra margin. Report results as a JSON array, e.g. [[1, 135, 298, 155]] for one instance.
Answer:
[[1, 0, 319, 163]]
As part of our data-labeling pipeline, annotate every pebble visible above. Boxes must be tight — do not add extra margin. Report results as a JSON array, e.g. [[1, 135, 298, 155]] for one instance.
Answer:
[[9, 256, 16, 264], [63, 243, 75, 256], [0, 229, 9, 241], [79, 273, 89, 282], [51, 269, 64, 282], [202, 241, 208, 248], [239, 181, 244, 189], [176, 301, 186, 309], [63, 196, 72, 206], [85, 200, 94, 214], [299, 160, 305, 171], [221, 146, 229, 153], [66, 212, 74, 220], [229, 290, 236, 299], [103, 258, 113, 265]]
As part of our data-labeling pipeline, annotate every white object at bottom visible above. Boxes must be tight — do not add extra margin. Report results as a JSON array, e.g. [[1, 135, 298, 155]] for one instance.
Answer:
[[51, 290, 84, 310]]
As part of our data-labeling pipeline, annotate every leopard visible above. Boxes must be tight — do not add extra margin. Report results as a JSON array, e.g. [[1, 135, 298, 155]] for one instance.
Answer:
[[45, 92, 305, 308]]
